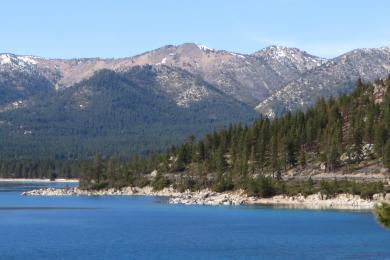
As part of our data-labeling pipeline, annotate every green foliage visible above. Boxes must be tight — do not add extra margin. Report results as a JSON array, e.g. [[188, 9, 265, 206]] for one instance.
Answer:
[[318, 179, 384, 199], [174, 176, 197, 192], [245, 176, 277, 198], [383, 140, 390, 168], [0, 67, 256, 160], [74, 76, 390, 194], [129, 76, 390, 184], [6, 74, 390, 201], [245, 178, 386, 199], [79, 154, 107, 189], [134, 176, 150, 188], [152, 173, 170, 191], [212, 172, 234, 192], [0, 159, 80, 179], [375, 203, 390, 229]]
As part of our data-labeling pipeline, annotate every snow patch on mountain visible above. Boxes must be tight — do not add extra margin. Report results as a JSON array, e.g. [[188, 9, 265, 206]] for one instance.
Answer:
[[0, 54, 38, 69], [0, 100, 28, 113], [197, 44, 213, 52], [18, 56, 37, 64], [156, 57, 168, 65], [0, 54, 12, 65], [255, 46, 326, 70], [229, 52, 245, 59]]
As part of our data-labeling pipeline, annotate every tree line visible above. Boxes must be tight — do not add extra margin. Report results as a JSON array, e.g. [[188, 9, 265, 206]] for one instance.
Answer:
[[79, 77, 390, 196], [0, 160, 81, 180]]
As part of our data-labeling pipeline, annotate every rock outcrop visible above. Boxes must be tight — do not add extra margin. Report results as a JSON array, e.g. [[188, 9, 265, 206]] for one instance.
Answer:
[[22, 186, 390, 210], [22, 186, 181, 197]]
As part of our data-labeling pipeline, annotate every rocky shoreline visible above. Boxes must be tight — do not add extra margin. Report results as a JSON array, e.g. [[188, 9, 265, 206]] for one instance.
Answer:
[[22, 186, 181, 197], [168, 190, 390, 209], [22, 186, 390, 210]]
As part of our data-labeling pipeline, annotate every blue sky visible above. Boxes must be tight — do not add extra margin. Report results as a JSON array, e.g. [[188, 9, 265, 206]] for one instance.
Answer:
[[1, 0, 390, 58]]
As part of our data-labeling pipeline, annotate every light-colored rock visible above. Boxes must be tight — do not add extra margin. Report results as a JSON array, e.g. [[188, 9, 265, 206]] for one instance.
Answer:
[[21, 186, 390, 210], [320, 163, 326, 170], [150, 170, 158, 178]]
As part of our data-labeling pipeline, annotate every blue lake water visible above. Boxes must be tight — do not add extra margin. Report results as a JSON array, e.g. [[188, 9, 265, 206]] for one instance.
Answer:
[[0, 182, 390, 260]]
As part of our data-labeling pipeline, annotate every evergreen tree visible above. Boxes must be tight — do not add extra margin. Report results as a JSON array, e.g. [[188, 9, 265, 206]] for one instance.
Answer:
[[375, 203, 390, 229], [71, 76, 390, 194], [383, 140, 390, 169], [374, 124, 387, 158]]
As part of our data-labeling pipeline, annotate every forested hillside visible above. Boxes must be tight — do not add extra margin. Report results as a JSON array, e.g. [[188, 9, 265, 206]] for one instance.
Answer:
[[79, 76, 390, 195], [0, 159, 81, 179], [0, 66, 256, 159], [2, 45, 390, 160]]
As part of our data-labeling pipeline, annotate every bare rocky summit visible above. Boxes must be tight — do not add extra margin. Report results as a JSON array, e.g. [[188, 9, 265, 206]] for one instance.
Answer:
[[0, 43, 324, 108], [2, 44, 390, 116]]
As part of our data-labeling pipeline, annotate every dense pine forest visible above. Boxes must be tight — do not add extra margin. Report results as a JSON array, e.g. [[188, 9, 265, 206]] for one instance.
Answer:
[[0, 67, 256, 160], [0, 160, 81, 179], [2, 76, 390, 199], [77, 77, 390, 197]]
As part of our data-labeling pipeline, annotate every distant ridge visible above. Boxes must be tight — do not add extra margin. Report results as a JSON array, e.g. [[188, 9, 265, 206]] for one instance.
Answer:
[[1, 43, 390, 158]]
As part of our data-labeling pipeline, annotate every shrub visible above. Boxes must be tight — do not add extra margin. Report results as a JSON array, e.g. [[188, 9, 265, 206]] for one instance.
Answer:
[[375, 203, 390, 229], [152, 173, 170, 191], [244, 176, 277, 198]]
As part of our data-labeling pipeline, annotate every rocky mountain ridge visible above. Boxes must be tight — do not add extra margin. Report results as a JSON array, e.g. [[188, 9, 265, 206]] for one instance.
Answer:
[[2, 43, 390, 158], [256, 47, 390, 116], [0, 43, 325, 108], [3, 44, 390, 116]]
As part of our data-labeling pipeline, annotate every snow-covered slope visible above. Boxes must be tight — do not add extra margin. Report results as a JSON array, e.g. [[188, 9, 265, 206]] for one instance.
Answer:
[[0, 53, 37, 68], [0, 54, 56, 106], [254, 45, 325, 72], [256, 47, 390, 117]]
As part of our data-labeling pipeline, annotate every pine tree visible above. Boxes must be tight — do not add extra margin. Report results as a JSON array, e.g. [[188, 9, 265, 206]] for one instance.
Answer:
[[327, 140, 340, 172], [286, 137, 297, 167], [75, 76, 390, 192], [383, 140, 390, 169], [375, 203, 390, 229], [93, 154, 104, 184], [270, 135, 280, 174], [374, 123, 387, 158], [248, 145, 256, 175], [299, 148, 307, 168], [216, 146, 227, 174]]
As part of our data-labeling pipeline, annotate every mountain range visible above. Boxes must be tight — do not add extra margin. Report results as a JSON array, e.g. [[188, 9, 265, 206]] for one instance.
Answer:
[[1, 43, 390, 159]]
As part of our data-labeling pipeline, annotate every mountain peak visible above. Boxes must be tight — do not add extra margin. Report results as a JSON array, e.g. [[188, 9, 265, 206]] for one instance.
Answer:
[[256, 45, 390, 117], [195, 44, 214, 52], [0, 53, 39, 73], [254, 45, 321, 60], [253, 45, 325, 72], [340, 46, 390, 57]]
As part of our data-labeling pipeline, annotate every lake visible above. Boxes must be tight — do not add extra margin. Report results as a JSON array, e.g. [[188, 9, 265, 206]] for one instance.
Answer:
[[0, 181, 389, 260]]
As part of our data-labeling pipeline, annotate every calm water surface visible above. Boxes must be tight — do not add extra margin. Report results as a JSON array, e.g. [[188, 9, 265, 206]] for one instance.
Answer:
[[0, 181, 389, 260]]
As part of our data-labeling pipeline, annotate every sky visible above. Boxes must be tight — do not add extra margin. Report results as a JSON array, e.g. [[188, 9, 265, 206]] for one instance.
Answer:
[[1, 0, 390, 59]]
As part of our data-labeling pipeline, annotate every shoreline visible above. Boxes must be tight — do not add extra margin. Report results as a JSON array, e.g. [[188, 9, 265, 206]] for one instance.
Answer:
[[21, 186, 390, 210], [0, 178, 79, 183]]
